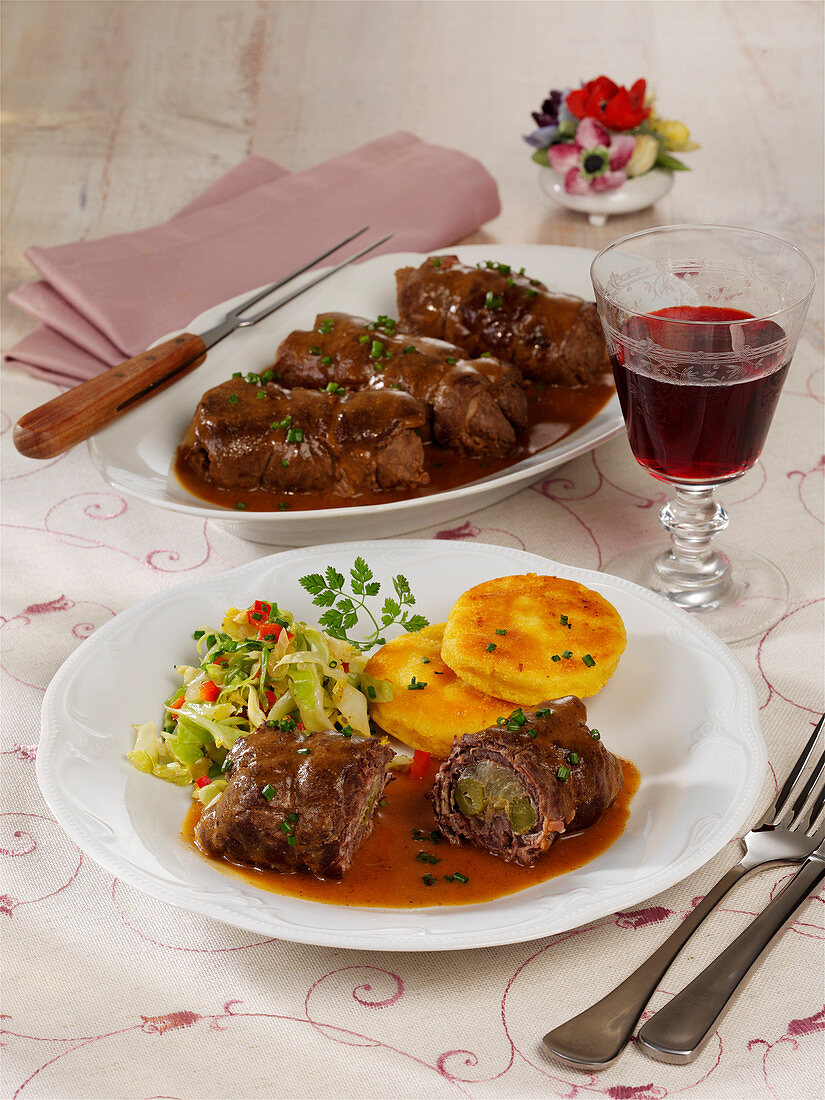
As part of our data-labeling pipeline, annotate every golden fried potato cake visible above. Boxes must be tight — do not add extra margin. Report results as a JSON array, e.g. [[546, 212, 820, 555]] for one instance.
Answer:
[[441, 573, 626, 703], [365, 623, 512, 758]]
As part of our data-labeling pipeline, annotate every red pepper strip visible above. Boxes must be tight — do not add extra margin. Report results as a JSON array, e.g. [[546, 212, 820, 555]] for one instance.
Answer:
[[264, 690, 277, 708], [296, 722, 306, 732], [195, 776, 212, 788], [170, 695, 186, 711], [200, 680, 220, 702], [257, 622, 282, 643], [409, 749, 431, 779], [247, 600, 272, 624], [342, 662, 349, 672]]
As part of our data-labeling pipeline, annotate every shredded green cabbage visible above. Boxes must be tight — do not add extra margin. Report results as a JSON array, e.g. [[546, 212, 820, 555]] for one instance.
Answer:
[[128, 598, 391, 804]]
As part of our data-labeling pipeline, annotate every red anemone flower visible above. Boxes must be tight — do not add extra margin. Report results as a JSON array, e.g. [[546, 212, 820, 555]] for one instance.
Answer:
[[566, 76, 650, 132]]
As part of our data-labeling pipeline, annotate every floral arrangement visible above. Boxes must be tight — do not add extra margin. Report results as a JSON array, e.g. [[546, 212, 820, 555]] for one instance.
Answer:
[[525, 76, 698, 195]]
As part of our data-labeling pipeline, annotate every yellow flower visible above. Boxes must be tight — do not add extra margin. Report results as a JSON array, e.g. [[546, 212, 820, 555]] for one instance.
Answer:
[[652, 118, 700, 152], [626, 134, 659, 177]]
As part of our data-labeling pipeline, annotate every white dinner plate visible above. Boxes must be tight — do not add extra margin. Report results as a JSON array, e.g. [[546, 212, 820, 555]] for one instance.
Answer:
[[37, 541, 765, 952], [87, 245, 623, 545]]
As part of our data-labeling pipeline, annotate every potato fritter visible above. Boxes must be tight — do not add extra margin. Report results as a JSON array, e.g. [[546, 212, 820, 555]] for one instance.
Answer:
[[440, 573, 626, 703], [365, 623, 513, 757]]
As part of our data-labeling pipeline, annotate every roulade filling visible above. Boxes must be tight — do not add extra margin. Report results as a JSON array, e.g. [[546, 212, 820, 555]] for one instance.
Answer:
[[454, 761, 538, 835]]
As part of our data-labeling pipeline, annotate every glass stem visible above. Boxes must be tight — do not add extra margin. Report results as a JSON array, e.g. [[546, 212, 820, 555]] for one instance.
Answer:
[[653, 486, 733, 610]]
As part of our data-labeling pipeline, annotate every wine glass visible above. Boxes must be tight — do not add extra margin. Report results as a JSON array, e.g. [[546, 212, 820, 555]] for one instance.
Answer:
[[590, 225, 816, 643]]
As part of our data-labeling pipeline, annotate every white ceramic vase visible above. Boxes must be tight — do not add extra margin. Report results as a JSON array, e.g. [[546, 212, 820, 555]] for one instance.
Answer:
[[538, 166, 674, 227]]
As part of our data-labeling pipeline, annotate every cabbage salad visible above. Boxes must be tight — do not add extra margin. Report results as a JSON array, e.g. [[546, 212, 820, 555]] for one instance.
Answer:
[[128, 599, 392, 808]]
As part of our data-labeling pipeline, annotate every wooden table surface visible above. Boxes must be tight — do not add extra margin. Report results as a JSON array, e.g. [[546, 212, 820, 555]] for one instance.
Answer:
[[2, 4, 823, 1100]]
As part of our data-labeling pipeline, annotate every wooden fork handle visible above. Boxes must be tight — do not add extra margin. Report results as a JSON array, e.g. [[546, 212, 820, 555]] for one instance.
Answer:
[[13, 332, 207, 460]]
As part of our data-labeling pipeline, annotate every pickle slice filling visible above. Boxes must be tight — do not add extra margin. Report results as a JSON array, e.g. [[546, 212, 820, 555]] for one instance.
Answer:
[[454, 762, 537, 834]]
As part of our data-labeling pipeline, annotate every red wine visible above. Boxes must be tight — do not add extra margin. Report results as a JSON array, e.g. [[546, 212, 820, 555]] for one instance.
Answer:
[[610, 306, 789, 483]]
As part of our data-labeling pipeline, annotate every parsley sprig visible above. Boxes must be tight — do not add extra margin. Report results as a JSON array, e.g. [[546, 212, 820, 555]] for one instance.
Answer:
[[299, 556, 428, 650]]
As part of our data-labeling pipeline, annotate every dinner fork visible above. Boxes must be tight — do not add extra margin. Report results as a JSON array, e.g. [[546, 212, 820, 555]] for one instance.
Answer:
[[13, 227, 392, 460], [542, 713, 825, 1071]]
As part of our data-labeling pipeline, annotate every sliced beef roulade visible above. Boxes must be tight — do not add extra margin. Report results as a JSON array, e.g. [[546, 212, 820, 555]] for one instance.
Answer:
[[431, 696, 623, 866], [395, 255, 610, 386], [273, 312, 527, 456], [178, 376, 428, 497], [196, 724, 394, 879]]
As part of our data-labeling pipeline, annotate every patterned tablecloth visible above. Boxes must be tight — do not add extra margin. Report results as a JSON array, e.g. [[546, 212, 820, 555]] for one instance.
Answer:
[[2, 302, 823, 1099]]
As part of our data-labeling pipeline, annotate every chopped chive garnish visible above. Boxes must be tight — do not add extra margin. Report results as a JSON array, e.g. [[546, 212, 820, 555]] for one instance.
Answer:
[[568, 752, 580, 765], [451, 872, 469, 884], [484, 291, 503, 309], [296, 747, 311, 755], [557, 766, 570, 782], [261, 783, 276, 801], [246, 372, 261, 384], [279, 821, 292, 833], [220, 756, 232, 773], [287, 835, 298, 845], [486, 642, 497, 652], [286, 812, 298, 823], [235, 501, 246, 510], [535, 708, 551, 717], [422, 873, 437, 886], [278, 502, 289, 511], [281, 458, 290, 467], [446, 356, 456, 364], [480, 351, 492, 357], [560, 615, 568, 625], [551, 654, 561, 662], [370, 340, 384, 359], [232, 371, 243, 378], [358, 334, 370, 344], [403, 345, 416, 354], [341, 725, 354, 738], [261, 369, 274, 382], [526, 289, 538, 299], [582, 653, 596, 667], [526, 729, 538, 738], [367, 686, 376, 699], [325, 381, 342, 393], [495, 628, 507, 635], [286, 427, 304, 443], [309, 345, 322, 354], [416, 851, 440, 864], [422, 657, 430, 664], [319, 318, 334, 334], [590, 729, 601, 740], [432, 257, 442, 267], [562, 650, 573, 659], [228, 393, 239, 405], [256, 390, 267, 400]]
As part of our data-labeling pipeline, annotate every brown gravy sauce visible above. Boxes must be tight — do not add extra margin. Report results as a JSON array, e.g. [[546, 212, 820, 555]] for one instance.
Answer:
[[182, 756, 639, 908], [173, 377, 615, 513]]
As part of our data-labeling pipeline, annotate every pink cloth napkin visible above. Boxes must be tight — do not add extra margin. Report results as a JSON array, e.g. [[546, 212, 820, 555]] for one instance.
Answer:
[[5, 134, 500, 385]]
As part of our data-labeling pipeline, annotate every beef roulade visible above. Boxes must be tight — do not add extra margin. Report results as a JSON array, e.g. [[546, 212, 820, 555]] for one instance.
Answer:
[[177, 376, 428, 497], [196, 724, 394, 879], [431, 696, 623, 866], [273, 312, 527, 456], [395, 255, 610, 386]]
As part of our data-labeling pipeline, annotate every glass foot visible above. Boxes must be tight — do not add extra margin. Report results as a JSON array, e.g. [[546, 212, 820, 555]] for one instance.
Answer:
[[604, 541, 790, 644]]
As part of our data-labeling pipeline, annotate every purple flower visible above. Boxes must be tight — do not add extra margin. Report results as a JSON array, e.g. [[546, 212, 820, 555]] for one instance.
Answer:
[[547, 117, 636, 195], [532, 89, 564, 129]]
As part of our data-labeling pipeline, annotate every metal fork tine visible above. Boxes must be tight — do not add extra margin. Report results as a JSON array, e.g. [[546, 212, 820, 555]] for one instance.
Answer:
[[224, 226, 370, 318], [236, 233, 393, 327], [769, 713, 824, 824], [807, 765, 825, 828], [782, 748, 825, 829]]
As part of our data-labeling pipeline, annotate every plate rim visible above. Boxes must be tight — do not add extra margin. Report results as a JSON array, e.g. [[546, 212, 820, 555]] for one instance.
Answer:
[[36, 540, 765, 951], [86, 244, 624, 528]]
